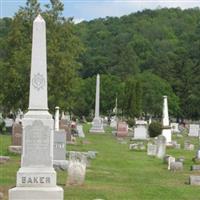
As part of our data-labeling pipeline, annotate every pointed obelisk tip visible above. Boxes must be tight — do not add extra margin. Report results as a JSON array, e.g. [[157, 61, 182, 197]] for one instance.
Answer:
[[34, 14, 45, 23]]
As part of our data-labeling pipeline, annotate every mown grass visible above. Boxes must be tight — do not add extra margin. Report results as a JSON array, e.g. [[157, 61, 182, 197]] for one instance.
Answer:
[[0, 125, 200, 200]]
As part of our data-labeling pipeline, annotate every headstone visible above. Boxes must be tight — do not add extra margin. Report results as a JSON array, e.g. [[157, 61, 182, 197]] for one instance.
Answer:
[[170, 162, 183, 171], [5, 118, 13, 134], [129, 142, 146, 151], [156, 135, 166, 159], [11, 122, 22, 146], [9, 15, 63, 200], [8, 146, 22, 154], [110, 117, 117, 129], [116, 121, 128, 137], [134, 120, 148, 140], [171, 123, 180, 133], [184, 141, 194, 151], [168, 156, 175, 170], [0, 192, 3, 200], [67, 152, 87, 186], [191, 165, 200, 171], [189, 175, 200, 185], [53, 130, 66, 160], [189, 124, 199, 137], [162, 96, 172, 143], [90, 74, 104, 133], [147, 143, 157, 156], [77, 125, 85, 138], [0, 156, 10, 164]]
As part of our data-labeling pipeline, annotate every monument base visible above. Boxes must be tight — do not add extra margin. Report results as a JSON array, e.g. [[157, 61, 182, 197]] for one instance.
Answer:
[[162, 128, 171, 144], [90, 117, 104, 133], [9, 186, 63, 200]]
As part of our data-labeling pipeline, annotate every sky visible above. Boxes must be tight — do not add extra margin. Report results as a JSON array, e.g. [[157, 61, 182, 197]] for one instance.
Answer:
[[1, 0, 200, 22]]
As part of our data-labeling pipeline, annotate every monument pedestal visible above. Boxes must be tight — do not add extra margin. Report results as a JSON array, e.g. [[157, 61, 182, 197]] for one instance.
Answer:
[[90, 117, 104, 133], [9, 186, 63, 200], [162, 128, 171, 144]]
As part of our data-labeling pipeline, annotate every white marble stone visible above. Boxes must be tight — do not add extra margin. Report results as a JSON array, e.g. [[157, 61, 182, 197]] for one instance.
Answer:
[[162, 96, 171, 143], [9, 15, 63, 200], [189, 124, 200, 137], [134, 120, 148, 140], [156, 135, 166, 159], [90, 74, 104, 133], [77, 125, 85, 138], [171, 123, 180, 133], [54, 106, 59, 131]]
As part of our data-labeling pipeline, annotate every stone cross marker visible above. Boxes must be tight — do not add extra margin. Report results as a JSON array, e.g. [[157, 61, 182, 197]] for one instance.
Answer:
[[9, 15, 63, 200], [90, 74, 104, 133], [162, 96, 172, 143]]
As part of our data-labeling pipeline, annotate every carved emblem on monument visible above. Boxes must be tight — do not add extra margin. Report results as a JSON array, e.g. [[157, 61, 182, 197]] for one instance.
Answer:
[[32, 73, 45, 90]]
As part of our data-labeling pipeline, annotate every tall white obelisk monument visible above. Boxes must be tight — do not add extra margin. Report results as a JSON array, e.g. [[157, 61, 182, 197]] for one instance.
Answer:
[[9, 15, 63, 200], [90, 74, 104, 133], [162, 96, 171, 144]]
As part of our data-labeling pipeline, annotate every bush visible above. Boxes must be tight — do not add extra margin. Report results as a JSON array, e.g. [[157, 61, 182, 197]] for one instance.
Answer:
[[148, 121, 162, 138], [127, 118, 135, 127]]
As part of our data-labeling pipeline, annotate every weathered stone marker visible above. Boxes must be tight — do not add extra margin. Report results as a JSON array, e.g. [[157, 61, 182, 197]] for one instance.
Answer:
[[90, 74, 104, 133], [9, 15, 63, 200]]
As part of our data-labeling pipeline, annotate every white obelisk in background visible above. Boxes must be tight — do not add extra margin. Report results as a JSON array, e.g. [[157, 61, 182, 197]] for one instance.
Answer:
[[55, 106, 60, 131], [162, 96, 171, 144], [9, 15, 63, 200], [90, 74, 104, 133]]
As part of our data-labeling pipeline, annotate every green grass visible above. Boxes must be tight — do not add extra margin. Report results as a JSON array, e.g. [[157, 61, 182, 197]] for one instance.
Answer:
[[0, 125, 200, 199]]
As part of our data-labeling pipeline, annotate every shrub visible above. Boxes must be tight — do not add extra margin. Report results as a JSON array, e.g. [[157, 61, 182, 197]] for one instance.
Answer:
[[148, 121, 162, 138], [127, 118, 135, 127]]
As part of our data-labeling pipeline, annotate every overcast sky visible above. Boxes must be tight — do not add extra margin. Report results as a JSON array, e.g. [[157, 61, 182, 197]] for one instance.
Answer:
[[1, 0, 200, 22]]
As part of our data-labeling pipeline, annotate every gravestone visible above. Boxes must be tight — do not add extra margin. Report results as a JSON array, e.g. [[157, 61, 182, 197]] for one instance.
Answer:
[[5, 118, 13, 134], [59, 119, 71, 142], [67, 152, 87, 186], [11, 122, 22, 146], [9, 15, 63, 200], [171, 123, 180, 133], [189, 124, 199, 137], [134, 120, 148, 140], [170, 162, 183, 171], [184, 141, 194, 151], [189, 175, 200, 185], [116, 121, 128, 137], [77, 125, 85, 138], [162, 96, 172, 143], [90, 74, 104, 133], [53, 130, 66, 160], [191, 165, 200, 171], [110, 116, 117, 129], [53, 130, 68, 171], [147, 143, 157, 156], [156, 135, 166, 159], [168, 156, 175, 170]]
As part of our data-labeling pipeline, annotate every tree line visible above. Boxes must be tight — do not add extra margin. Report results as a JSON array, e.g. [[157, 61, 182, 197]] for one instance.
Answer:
[[0, 0, 199, 120]]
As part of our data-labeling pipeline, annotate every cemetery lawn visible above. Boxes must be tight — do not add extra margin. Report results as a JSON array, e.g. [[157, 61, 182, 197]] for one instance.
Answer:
[[0, 126, 200, 200]]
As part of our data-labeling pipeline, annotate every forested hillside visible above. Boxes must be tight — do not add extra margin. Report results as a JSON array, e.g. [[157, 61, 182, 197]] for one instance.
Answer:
[[76, 8, 200, 119], [0, 0, 200, 120]]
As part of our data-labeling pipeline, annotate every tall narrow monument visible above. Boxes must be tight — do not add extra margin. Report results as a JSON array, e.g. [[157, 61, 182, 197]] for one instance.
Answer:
[[9, 15, 63, 200], [162, 96, 171, 144], [55, 106, 60, 131], [90, 74, 104, 133]]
